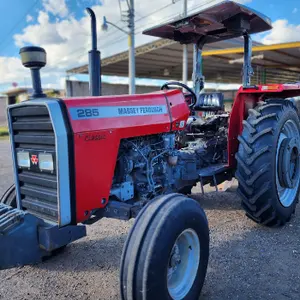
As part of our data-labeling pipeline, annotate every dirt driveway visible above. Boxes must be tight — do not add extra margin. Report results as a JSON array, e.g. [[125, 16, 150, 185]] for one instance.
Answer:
[[0, 139, 299, 300]]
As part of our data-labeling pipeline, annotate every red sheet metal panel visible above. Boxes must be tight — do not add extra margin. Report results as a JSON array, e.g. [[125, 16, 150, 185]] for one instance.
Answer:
[[227, 83, 300, 167], [63, 90, 189, 222]]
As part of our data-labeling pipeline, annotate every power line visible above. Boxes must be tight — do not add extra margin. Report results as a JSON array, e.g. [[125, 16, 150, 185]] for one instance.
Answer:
[[99, 0, 220, 53], [39, 0, 222, 74], [100, 1, 176, 47], [135, 2, 175, 23], [0, 0, 40, 53], [68, 0, 221, 62]]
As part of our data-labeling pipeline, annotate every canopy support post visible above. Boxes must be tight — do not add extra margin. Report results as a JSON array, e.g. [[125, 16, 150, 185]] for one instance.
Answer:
[[243, 33, 254, 88]]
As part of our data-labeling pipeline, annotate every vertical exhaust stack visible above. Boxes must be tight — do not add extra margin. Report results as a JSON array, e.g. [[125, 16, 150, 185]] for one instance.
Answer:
[[19, 46, 47, 99], [86, 7, 101, 96]]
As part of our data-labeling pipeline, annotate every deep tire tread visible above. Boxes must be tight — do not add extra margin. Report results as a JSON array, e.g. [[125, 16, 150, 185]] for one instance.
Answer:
[[236, 99, 300, 227], [237, 136, 253, 154], [0, 184, 16, 207], [249, 113, 277, 126]]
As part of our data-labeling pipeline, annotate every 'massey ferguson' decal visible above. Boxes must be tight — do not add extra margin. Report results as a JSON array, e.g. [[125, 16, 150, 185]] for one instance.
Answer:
[[69, 105, 167, 120]]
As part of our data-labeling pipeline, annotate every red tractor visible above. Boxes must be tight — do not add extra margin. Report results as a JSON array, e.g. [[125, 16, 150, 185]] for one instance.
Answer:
[[1, 1, 300, 299]]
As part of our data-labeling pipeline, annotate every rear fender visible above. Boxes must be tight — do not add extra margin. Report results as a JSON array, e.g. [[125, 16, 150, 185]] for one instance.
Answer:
[[228, 84, 300, 167]]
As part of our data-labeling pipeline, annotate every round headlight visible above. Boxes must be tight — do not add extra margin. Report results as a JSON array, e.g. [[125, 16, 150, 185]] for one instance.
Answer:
[[212, 94, 219, 106], [207, 95, 212, 106]]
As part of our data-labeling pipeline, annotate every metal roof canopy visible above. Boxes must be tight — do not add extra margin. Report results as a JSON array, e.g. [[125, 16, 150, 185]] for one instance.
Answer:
[[143, 1, 272, 44], [68, 38, 300, 85]]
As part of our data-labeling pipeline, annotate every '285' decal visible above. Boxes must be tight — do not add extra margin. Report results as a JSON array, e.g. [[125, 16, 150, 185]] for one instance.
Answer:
[[76, 108, 99, 118]]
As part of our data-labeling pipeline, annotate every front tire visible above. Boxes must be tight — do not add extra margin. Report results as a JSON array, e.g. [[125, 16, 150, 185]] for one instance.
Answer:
[[0, 184, 16, 207], [236, 99, 300, 226], [120, 193, 209, 300]]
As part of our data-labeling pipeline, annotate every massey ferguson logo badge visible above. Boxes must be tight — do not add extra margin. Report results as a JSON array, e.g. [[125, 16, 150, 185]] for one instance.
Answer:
[[31, 155, 39, 165]]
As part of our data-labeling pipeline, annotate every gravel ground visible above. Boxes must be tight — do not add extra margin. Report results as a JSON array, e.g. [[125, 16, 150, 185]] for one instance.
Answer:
[[0, 139, 300, 300]]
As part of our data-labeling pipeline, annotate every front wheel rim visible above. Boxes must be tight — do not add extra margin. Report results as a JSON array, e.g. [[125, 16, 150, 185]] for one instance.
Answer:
[[167, 228, 200, 300]]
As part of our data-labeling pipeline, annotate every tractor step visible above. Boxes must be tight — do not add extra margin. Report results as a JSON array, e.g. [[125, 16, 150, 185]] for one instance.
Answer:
[[0, 203, 86, 270], [199, 163, 230, 193]]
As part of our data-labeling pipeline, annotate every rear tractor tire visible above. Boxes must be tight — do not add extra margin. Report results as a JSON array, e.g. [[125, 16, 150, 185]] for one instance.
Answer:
[[120, 193, 209, 300], [236, 99, 300, 226]]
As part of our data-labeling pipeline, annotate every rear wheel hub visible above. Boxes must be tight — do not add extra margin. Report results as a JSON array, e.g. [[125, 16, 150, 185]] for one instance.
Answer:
[[278, 137, 300, 189]]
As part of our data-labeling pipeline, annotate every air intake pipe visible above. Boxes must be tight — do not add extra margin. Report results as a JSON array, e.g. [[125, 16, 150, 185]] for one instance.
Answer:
[[19, 46, 47, 99]]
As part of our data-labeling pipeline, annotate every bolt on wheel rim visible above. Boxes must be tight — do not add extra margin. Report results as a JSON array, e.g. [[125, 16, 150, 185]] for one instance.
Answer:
[[167, 228, 200, 300], [276, 119, 300, 207]]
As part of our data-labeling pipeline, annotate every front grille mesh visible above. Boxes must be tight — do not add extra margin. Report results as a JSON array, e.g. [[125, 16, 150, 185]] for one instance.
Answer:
[[10, 105, 58, 223]]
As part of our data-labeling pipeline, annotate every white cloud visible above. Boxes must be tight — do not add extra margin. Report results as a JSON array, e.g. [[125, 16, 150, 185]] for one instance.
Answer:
[[26, 15, 33, 23], [235, 0, 252, 3], [293, 8, 298, 14], [42, 0, 69, 18], [14, 11, 66, 47], [262, 19, 300, 44], [0, 57, 28, 85], [1, 0, 253, 90], [0, 56, 67, 90]]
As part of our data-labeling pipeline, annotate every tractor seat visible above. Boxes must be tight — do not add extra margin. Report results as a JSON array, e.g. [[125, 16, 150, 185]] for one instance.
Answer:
[[193, 92, 224, 111]]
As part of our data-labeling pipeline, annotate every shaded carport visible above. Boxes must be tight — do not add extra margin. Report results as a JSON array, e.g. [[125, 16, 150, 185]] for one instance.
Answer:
[[68, 38, 300, 85]]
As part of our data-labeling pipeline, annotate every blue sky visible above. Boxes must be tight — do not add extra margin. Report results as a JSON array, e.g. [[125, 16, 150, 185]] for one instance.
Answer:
[[1, 0, 300, 93]]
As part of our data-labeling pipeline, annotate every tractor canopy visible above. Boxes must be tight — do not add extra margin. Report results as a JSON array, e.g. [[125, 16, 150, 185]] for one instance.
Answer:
[[143, 1, 272, 44]]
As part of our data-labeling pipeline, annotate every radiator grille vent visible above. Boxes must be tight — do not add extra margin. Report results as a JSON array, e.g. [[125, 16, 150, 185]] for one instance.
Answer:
[[10, 105, 58, 223]]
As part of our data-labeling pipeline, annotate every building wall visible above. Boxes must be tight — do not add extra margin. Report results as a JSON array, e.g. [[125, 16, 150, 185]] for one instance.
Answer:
[[66, 80, 160, 97], [66, 81, 237, 109], [0, 97, 7, 127]]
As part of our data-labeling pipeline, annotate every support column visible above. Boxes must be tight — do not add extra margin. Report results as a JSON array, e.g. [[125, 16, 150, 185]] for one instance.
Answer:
[[182, 0, 188, 85], [128, 0, 135, 94]]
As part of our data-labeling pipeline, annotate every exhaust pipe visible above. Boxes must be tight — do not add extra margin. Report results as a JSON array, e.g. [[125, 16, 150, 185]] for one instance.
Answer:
[[86, 7, 101, 96]]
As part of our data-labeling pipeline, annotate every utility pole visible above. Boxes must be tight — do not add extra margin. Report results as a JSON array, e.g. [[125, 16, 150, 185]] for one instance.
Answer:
[[128, 0, 135, 94], [182, 0, 188, 85], [107, 0, 135, 94]]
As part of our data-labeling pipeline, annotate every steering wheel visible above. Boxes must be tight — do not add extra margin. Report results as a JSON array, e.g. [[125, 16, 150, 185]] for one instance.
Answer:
[[161, 81, 197, 108]]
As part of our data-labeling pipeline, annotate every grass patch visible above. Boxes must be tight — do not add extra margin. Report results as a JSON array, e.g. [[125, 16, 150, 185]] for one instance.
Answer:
[[0, 127, 9, 137]]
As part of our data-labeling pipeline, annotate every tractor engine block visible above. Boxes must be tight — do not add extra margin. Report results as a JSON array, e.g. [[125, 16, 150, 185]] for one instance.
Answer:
[[111, 134, 177, 202], [110, 114, 229, 203]]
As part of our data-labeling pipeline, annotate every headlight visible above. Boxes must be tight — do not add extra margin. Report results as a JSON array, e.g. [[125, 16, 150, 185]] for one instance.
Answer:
[[38, 153, 54, 171], [212, 94, 220, 106], [17, 151, 30, 168]]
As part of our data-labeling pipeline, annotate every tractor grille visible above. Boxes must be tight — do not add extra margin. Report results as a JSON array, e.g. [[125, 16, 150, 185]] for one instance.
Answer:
[[9, 105, 58, 223]]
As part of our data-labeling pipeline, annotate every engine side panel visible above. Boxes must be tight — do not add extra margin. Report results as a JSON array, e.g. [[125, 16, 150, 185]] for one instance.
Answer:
[[63, 90, 189, 222], [165, 89, 191, 130]]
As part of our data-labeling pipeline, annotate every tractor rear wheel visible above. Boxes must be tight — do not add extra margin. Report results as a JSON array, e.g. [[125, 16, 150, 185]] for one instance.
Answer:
[[236, 99, 300, 226], [120, 193, 209, 300], [0, 184, 17, 207]]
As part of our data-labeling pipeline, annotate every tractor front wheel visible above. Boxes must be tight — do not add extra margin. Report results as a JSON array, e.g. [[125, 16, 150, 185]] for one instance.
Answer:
[[120, 193, 209, 300], [0, 184, 16, 207], [236, 99, 300, 226]]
